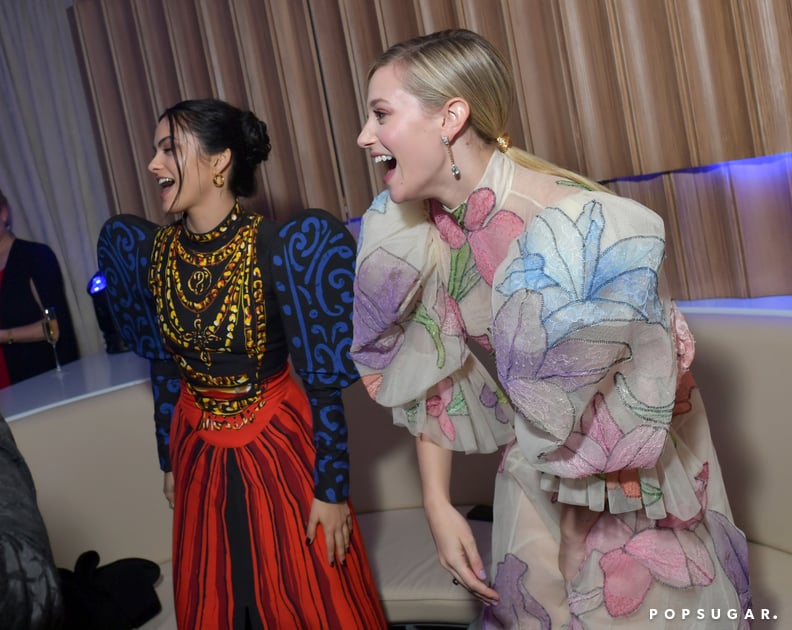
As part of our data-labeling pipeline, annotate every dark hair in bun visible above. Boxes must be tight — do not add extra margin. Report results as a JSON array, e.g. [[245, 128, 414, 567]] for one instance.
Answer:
[[160, 98, 271, 198]]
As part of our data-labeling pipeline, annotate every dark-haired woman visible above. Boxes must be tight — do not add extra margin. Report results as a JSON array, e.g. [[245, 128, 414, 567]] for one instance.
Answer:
[[103, 99, 386, 629], [0, 190, 79, 387]]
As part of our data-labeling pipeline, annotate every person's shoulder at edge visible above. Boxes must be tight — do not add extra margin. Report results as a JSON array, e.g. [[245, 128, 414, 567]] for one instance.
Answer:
[[9, 237, 55, 259]]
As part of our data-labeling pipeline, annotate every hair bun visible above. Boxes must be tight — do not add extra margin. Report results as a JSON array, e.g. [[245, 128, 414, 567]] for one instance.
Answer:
[[241, 111, 271, 165]]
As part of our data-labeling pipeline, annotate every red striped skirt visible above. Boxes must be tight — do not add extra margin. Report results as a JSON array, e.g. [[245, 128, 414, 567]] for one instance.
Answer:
[[169, 368, 387, 629]]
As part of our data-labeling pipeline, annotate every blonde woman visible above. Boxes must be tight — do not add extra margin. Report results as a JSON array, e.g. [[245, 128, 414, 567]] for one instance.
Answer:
[[351, 29, 750, 629]]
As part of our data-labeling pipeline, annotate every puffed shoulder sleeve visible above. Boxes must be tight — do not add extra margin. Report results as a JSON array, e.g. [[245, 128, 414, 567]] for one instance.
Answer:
[[492, 191, 694, 517], [351, 192, 515, 454], [270, 208, 359, 503], [97, 215, 180, 472]]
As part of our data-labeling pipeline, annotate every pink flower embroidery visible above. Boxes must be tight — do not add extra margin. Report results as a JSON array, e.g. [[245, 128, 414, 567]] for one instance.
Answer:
[[673, 369, 696, 417], [430, 188, 525, 286], [465, 188, 525, 285], [426, 378, 456, 441], [433, 284, 465, 338], [361, 373, 384, 399], [430, 200, 466, 249], [670, 302, 695, 374], [541, 392, 668, 476], [585, 470, 715, 618]]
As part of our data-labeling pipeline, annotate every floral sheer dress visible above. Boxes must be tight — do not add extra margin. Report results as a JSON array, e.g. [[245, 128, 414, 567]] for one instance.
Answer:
[[351, 151, 751, 629]]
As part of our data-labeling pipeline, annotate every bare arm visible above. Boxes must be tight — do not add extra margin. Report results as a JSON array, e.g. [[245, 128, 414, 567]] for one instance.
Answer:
[[1, 320, 48, 345], [416, 434, 499, 604]]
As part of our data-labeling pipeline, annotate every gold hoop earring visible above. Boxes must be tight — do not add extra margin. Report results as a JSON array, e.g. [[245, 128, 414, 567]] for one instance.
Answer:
[[212, 173, 225, 188], [442, 136, 461, 180]]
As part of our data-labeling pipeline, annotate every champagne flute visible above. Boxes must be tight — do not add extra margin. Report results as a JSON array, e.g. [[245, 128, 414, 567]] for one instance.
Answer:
[[43, 307, 62, 372]]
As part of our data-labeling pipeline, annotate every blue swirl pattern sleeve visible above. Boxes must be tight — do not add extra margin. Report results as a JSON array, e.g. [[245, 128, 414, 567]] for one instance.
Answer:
[[97, 215, 180, 472], [270, 209, 360, 503]]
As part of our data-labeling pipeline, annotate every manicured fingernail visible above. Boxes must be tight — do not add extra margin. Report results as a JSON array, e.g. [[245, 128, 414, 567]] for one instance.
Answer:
[[330, 560, 335, 567], [305, 537, 312, 546], [478, 570, 487, 580]]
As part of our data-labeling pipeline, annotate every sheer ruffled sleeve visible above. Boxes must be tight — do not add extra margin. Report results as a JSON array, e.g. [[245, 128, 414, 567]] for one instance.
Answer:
[[270, 209, 360, 503], [491, 191, 703, 519], [97, 215, 180, 472], [351, 192, 515, 454]]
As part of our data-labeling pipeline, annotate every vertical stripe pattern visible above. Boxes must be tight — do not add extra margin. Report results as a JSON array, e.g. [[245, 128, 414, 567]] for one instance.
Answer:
[[169, 374, 386, 629]]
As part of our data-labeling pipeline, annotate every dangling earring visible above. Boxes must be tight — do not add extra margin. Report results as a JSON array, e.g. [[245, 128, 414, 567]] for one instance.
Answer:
[[212, 173, 225, 188], [442, 136, 461, 180]]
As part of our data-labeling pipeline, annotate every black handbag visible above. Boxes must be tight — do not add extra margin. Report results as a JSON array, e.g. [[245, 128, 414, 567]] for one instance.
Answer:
[[58, 550, 162, 630]]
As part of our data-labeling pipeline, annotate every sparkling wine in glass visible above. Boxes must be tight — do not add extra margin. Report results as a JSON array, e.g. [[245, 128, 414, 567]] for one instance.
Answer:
[[43, 307, 61, 371]]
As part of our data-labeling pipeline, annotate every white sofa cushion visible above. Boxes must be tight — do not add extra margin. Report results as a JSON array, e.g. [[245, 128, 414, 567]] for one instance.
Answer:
[[357, 506, 491, 625], [143, 506, 492, 629], [745, 542, 792, 627]]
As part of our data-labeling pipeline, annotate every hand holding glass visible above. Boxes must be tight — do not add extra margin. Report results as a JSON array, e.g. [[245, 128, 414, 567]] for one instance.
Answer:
[[43, 307, 61, 371]]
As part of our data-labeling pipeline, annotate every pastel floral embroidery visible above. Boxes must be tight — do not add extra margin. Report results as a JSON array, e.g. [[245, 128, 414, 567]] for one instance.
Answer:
[[430, 187, 525, 290], [586, 509, 716, 617], [492, 199, 675, 472], [482, 554, 551, 629], [360, 373, 383, 399], [426, 378, 456, 441], [673, 370, 696, 417], [708, 510, 752, 614], [496, 199, 665, 341], [541, 392, 669, 477], [351, 248, 419, 369], [479, 384, 511, 424]]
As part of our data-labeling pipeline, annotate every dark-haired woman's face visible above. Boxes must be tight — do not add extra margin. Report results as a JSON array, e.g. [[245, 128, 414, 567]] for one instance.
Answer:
[[147, 118, 215, 216]]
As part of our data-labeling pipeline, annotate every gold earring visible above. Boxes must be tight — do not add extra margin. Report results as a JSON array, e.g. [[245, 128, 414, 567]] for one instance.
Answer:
[[212, 173, 225, 188], [442, 136, 461, 180]]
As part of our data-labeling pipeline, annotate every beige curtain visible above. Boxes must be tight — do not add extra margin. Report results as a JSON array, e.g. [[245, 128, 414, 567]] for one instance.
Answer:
[[0, 0, 109, 356], [0, 0, 786, 316], [68, 0, 792, 300]]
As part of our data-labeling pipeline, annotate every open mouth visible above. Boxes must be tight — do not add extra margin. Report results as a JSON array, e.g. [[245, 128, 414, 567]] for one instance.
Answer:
[[374, 154, 396, 180], [158, 177, 175, 192]]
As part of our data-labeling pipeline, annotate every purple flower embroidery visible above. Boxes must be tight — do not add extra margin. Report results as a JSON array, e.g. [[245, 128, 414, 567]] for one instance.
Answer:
[[483, 554, 551, 629], [708, 510, 752, 614], [351, 248, 419, 369]]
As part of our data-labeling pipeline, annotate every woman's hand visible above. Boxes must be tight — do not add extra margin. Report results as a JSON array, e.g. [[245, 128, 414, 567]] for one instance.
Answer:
[[163, 471, 175, 509], [416, 434, 499, 604], [424, 499, 499, 605], [306, 498, 352, 566]]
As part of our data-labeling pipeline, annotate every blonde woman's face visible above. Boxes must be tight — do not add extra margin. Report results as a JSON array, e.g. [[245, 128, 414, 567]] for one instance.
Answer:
[[357, 65, 448, 204]]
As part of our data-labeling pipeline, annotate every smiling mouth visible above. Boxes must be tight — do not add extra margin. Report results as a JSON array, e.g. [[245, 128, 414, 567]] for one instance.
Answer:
[[374, 155, 396, 178], [158, 177, 175, 191]]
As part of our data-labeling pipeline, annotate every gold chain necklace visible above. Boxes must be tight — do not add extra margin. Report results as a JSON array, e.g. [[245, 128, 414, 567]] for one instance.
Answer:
[[157, 211, 257, 366]]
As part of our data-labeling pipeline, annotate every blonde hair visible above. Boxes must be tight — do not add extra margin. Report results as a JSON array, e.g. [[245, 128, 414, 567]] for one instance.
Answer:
[[371, 29, 608, 193]]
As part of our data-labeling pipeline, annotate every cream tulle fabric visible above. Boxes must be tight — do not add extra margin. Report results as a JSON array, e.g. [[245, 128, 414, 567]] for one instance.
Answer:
[[351, 151, 751, 628]]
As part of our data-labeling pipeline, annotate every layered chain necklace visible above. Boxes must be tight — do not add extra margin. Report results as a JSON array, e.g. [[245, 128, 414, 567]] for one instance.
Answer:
[[158, 204, 256, 368]]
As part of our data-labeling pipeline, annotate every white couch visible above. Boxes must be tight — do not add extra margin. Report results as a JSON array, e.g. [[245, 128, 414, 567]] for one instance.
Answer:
[[6, 306, 790, 628]]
